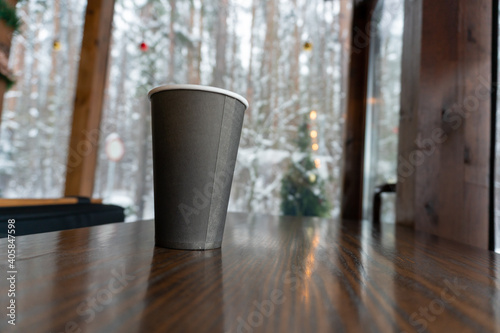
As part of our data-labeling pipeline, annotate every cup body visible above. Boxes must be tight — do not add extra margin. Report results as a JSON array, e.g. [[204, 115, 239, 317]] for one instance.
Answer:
[[149, 85, 248, 250]]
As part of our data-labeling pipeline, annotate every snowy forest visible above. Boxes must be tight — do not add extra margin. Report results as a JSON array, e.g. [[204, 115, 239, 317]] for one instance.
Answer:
[[0, 0, 407, 222]]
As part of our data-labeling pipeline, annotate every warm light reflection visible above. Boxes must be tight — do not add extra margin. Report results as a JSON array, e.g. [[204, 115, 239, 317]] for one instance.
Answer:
[[304, 233, 321, 278], [302, 231, 321, 304], [310, 130, 318, 138], [312, 143, 319, 151], [309, 110, 317, 120], [314, 159, 321, 168]]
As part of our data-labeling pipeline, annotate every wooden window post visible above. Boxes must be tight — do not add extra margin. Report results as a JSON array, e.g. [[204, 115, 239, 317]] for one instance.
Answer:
[[64, 0, 115, 197], [341, 0, 378, 220]]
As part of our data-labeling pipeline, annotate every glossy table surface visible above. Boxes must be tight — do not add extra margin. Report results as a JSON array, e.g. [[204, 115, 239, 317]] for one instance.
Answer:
[[1, 213, 499, 332]]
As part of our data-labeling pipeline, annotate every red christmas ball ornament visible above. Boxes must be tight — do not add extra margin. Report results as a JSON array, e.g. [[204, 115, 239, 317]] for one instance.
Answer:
[[140, 42, 148, 52]]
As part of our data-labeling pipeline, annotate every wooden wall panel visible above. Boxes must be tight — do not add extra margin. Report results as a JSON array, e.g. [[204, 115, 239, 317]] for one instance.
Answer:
[[395, 0, 422, 225], [396, 0, 492, 249], [459, 0, 492, 247], [64, 0, 115, 197]]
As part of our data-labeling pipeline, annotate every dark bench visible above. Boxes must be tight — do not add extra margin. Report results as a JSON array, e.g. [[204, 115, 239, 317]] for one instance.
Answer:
[[0, 200, 125, 237]]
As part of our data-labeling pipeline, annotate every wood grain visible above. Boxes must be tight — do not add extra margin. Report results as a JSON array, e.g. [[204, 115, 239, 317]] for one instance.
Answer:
[[396, 0, 492, 249], [64, 0, 115, 198], [0, 212, 499, 332], [395, 0, 422, 226]]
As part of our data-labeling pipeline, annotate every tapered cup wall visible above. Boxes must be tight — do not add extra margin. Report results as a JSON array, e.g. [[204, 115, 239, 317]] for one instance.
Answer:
[[149, 85, 247, 250]]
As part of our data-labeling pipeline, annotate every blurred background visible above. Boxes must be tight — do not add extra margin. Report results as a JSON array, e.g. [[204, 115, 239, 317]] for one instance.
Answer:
[[0, 0, 403, 222]]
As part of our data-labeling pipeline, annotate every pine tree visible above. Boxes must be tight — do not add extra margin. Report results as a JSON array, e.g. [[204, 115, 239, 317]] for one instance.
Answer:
[[280, 115, 330, 217]]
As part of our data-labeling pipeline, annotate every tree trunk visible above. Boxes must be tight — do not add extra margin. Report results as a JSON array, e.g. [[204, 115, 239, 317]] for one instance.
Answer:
[[339, 0, 352, 118], [134, 97, 151, 220], [194, 0, 203, 85], [168, 0, 176, 83], [259, 0, 276, 137], [43, 0, 60, 196], [212, 0, 228, 87], [245, 0, 257, 123], [229, 10, 238, 92], [187, 0, 195, 83], [291, 0, 300, 108]]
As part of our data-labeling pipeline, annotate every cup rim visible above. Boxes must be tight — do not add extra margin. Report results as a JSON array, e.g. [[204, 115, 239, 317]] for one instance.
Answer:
[[148, 84, 249, 109]]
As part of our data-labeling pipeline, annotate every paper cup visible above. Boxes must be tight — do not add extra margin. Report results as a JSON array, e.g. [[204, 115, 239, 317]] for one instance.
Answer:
[[149, 84, 248, 250]]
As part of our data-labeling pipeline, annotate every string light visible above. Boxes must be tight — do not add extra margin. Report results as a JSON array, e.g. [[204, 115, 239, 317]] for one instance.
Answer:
[[308, 173, 317, 183], [312, 143, 319, 151], [314, 159, 321, 168], [310, 110, 317, 120], [310, 130, 318, 138]]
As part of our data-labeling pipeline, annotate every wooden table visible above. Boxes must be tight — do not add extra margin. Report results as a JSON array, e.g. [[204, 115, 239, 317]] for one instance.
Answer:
[[1, 213, 499, 332]]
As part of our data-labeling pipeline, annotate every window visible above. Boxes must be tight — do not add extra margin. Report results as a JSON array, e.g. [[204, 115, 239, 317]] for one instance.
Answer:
[[362, 0, 404, 222], [93, 0, 353, 220], [0, 0, 87, 198]]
